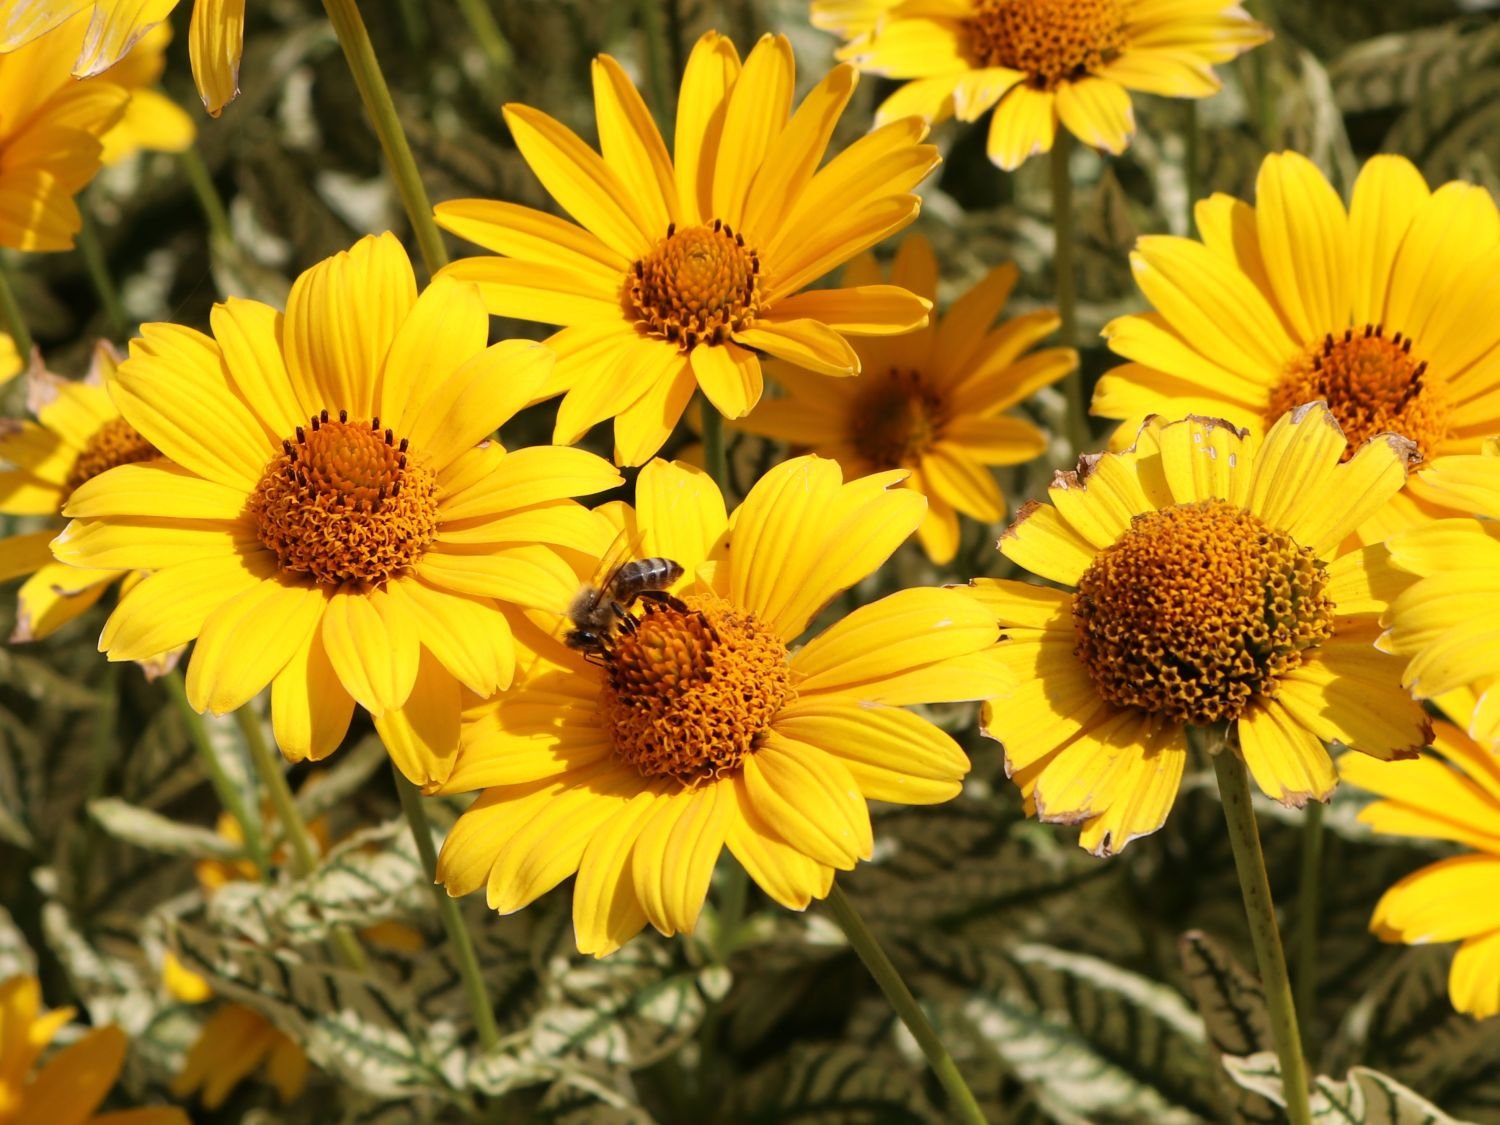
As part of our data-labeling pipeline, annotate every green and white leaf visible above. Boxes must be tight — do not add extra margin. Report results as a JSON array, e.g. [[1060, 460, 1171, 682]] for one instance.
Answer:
[[1179, 929, 1280, 1124], [0, 903, 34, 978], [1223, 1054, 1478, 1125], [88, 798, 246, 860]]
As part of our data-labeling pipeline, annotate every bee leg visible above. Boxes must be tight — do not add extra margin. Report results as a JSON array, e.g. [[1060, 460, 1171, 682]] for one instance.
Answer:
[[612, 601, 639, 633], [640, 590, 689, 613]]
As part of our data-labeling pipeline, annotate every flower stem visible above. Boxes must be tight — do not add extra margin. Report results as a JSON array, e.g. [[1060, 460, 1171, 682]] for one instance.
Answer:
[[1211, 747, 1313, 1125], [826, 883, 988, 1125], [177, 148, 233, 248], [1049, 131, 1088, 456], [163, 669, 269, 874], [636, 0, 673, 123], [76, 207, 128, 341], [700, 399, 728, 496], [392, 767, 501, 1052], [1294, 798, 1325, 1048], [1183, 99, 1201, 223], [0, 256, 34, 357], [236, 706, 368, 972], [320, 0, 449, 276]]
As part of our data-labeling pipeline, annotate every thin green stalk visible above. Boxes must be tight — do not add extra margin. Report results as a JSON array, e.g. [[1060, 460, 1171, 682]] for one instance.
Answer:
[[0, 257, 33, 357], [177, 148, 233, 248], [1211, 745, 1313, 1125], [701, 400, 728, 497], [395, 0, 427, 49], [636, 0, 673, 123], [76, 208, 128, 341], [827, 883, 989, 1125], [237, 707, 368, 972], [163, 669, 269, 874], [321, 0, 449, 276], [393, 768, 501, 1052], [454, 0, 512, 78], [1294, 799, 1325, 1049], [1251, 0, 1278, 151], [1049, 131, 1089, 456]]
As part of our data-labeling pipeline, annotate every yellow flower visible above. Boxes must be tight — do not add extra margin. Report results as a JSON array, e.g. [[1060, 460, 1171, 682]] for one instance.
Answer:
[[1338, 692, 1500, 1020], [99, 22, 196, 164], [0, 333, 18, 382], [0, 343, 159, 642], [737, 233, 1075, 563], [0, 10, 128, 250], [1095, 153, 1500, 538], [434, 455, 1008, 956], [1381, 442, 1500, 748], [816, 0, 1269, 171], [0, 975, 187, 1124], [52, 233, 623, 788], [0, 1, 242, 116], [434, 31, 940, 466], [968, 406, 1430, 856]]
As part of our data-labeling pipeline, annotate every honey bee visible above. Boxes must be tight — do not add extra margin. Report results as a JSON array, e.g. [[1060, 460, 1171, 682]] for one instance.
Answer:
[[564, 554, 685, 659]]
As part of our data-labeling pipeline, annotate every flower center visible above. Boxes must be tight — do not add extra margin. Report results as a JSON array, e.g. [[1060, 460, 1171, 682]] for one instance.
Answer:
[[64, 417, 158, 496], [852, 369, 945, 467], [966, 0, 1128, 88], [600, 592, 792, 787], [249, 411, 439, 587], [1269, 326, 1447, 461], [626, 220, 762, 350], [1071, 500, 1335, 725]]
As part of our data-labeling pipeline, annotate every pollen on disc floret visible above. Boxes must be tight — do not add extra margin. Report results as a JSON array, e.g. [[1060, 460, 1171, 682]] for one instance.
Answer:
[[626, 220, 762, 350]]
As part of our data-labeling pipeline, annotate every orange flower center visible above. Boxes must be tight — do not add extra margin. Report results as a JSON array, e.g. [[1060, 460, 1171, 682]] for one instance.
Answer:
[[65, 417, 158, 496], [600, 593, 791, 786], [626, 220, 762, 350], [852, 368, 946, 467], [1269, 326, 1447, 462], [966, 0, 1128, 88], [1071, 499, 1335, 725], [249, 411, 439, 587]]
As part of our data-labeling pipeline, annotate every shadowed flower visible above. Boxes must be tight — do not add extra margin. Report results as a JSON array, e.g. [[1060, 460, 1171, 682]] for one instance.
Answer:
[[1095, 153, 1500, 539], [737, 233, 1075, 563], [0, 1, 243, 116], [0, 975, 188, 1123], [434, 31, 939, 466], [0, 344, 161, 643], [967, 406, 1430, 855], [434, 456, 1008, 956], [1380, 441, 1500, 747], [99, 22, 196, 164], [0, 10, 128, 250], [1339, 691, 1500, 1019], [51, 233, 622, 788], [816, 0, 1268, 170]]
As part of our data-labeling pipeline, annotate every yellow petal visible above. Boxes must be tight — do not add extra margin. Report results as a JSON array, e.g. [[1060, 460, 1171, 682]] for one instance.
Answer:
[[592, 53, 675, 235], [319, 585, 420, 714], [743, 734, 871, 869], [1055, 76, 1134, 155], [573, 787, 665, 956], [673, 31, 741, 226], [1449, 930, 1500, 1020], [187, 578, 325, 715], [634, 457, 727, 573], [187, 0, 243, 115], [1348, 155, 1430, 328], [1371, 854, 1500, 943], [725, 773, 834, 910], [631, 781, 729, 937], [100, 550, 270, 662], [712, 34, 795, 230], [1235, 700, 1336, 807], [734, 319, 858, 377], [374, 650, 461, 788], [23, 1024, 126, 1122], [271, 625, 354, 763], [986, 84, 1056, 171], [771, 700, 969, 804], [1253, 151, 1352, 344]]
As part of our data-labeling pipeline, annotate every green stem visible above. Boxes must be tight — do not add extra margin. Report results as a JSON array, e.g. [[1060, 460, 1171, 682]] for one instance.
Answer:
[[1294, 799, 1325, 1049], [76, 207, 128, 341], [177, 148, 233, 248], [321, 0, 449, 276], [237, 706, 368, 972], [0, 257, 33, 358], [1251, 0, 1277, 151], [1049, 131, 1088, 456], [1183, 99, 1201, 226], [700, 399, 728, 496], [393, 768, 501, 1052], [453, 0, 512, 79], [163, 669, 269, 874], [636, 0, 673, 123], [1211, 746, 1313, 1125], [827, 883, 988, 1125], [395, 0, 427, 48]]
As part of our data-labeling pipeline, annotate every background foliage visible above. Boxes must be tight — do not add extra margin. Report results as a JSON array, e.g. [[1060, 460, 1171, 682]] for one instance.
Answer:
[[2, 0, 1498, 1121]]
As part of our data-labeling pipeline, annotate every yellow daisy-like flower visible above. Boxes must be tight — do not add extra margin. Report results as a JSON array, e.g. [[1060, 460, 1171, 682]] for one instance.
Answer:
[[1381, 443, 1500, 748], [434, 31, 940, 467], [1096, 153, 1500, 537], [0, 975, 187, 1124], [0, 10, 128, 250], [968, 405, 1430, 856], [434, 455, 1008, 956], [52, 233, 623, 787], [99, 22, 196, 164], [0, 343, 161, 643], [1339, 692, 1500, 1019], [737, 233, 1076, 564], [0, 1, 243, 116], [815, 0, 1269, 171]]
